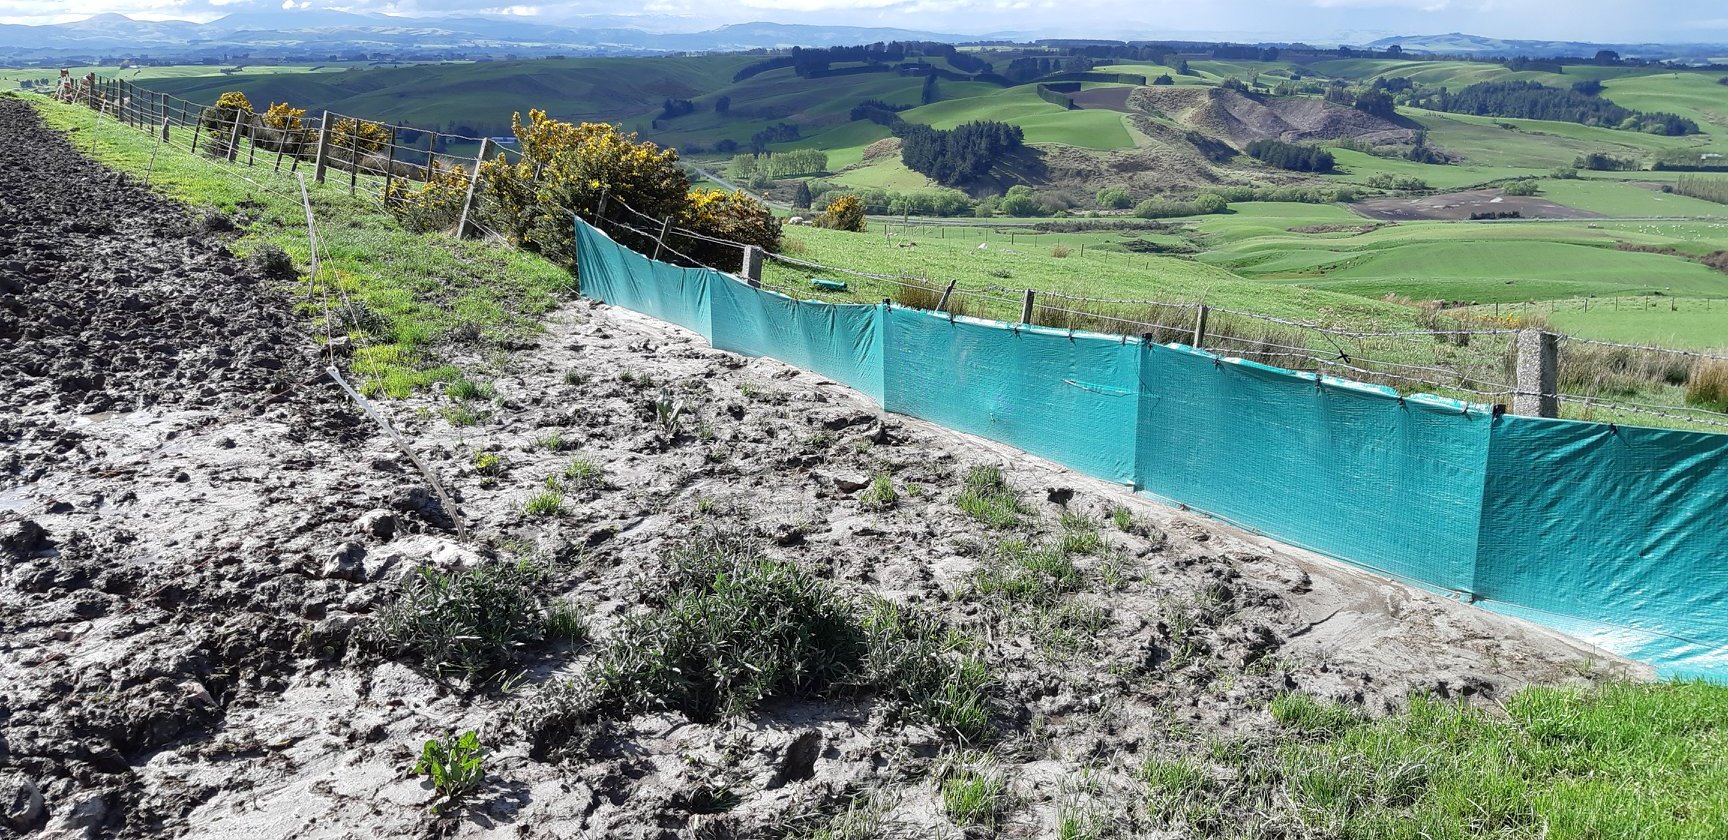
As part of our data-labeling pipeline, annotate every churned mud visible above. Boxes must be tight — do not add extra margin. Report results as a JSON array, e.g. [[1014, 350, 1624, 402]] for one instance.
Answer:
[[2, 97, 1640, 839]]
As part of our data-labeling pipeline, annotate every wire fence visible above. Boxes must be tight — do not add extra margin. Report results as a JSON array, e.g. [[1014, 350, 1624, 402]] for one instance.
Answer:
[[55, 71, 1728, 433]]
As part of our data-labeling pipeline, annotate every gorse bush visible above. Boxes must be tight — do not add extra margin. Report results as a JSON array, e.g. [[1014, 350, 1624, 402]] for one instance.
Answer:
[[816, 194, 867, 232], [384, 161, 472, 233], [479, 110, 691, 264]]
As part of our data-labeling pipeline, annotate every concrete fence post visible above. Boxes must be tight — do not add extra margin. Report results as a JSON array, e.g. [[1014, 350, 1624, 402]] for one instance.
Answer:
[[1514, 329, 1559, 418], [1019, 289, 1035, 325], [313, 110, 332, 184], [456, 138, 493, 239], [741, 245, 763, 287]]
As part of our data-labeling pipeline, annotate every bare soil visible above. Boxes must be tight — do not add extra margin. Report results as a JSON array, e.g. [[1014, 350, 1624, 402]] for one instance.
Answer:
[[1354, 188, 1606, 221], [1, 98, 1643, 839], [1069, 87, 1134, 112], [1129, 88, 1415, 148]]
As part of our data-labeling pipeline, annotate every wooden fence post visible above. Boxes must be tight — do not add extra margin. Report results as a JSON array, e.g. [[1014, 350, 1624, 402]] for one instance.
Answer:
[[1513, 329, 1559, 418], [652, 215, 673, 261], [456, 137, 492, 239], [1192, 304, 1209, 348], [313, 110, 332, 184], [348, 122, 361, 195], [226, 110, 242, 162], [935, 279, 958, 313], [190, 106, 204, 155], [1019, 289, 1035, 324], [383, 123, 397, 198]]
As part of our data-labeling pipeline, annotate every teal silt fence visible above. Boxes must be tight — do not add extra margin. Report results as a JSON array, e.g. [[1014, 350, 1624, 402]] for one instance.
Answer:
[[574, 218, 1728, 679]]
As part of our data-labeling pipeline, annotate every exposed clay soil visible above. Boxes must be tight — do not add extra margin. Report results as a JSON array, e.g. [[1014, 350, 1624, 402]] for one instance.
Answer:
[[1129, 87, 1415, 148], [1, 97, 1643, 839], [1353, 188, 1606, 221], [1069, 87, 1134, 112]]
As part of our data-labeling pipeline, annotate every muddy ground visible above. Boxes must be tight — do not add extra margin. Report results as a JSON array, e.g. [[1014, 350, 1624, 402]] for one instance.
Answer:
[[1353, 188, 1604, 221], [1, 97, 1642, 839]]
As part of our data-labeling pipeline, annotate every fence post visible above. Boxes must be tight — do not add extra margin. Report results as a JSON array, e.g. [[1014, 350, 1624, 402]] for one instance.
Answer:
[[1019, 289, 1035, 325], [1513, 329, 1559, 418], [313, 110, 332, 184], [348, 122, 361, 195], [226, 110, 242, 162], [935, 279, 958, 313], [383, 124, 397, 198], [246, 114, 258, 166], [456, 137, 492, 239], [191, 106, 204, 155], [596, 188, 609, 220], [741, 244, 763, 287], [652, 215, 673, 261], [1192, 304, 1209, 348]]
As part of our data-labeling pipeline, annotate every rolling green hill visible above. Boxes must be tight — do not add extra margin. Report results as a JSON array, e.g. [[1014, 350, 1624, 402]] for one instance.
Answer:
[[93, 49, 1728, 358]]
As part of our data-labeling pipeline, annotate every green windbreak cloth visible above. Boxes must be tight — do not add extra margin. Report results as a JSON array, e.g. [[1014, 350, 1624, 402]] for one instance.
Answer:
[[574, 218, 713, 338], [708, 276, 885, 403], [1478, 415, 1728, 679], [883, 309, 1141, 486], [573, 214, 1728, 680], [1135, 344, 1492, 593]]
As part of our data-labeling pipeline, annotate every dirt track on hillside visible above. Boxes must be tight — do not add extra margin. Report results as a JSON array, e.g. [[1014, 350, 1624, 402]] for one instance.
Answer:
[[0, 97, 1642, 839]]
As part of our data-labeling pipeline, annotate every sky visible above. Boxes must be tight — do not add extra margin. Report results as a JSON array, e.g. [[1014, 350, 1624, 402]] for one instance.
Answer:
[[3, 0, 1727, 44]]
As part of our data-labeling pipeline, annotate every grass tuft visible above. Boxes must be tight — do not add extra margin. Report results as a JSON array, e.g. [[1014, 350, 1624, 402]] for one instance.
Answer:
[[524, 489, 565, 517], [956, 465, 1031, 528], [940, 756, 1007, 828], [858, 472, 897, 510]]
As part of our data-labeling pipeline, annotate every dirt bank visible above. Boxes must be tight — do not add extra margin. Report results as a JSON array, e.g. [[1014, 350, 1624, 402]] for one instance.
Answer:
[[1, 97, 1642, 839]]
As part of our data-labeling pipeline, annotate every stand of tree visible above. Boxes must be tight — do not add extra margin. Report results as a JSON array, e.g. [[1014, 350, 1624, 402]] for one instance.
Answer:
[[1408, 81, 1698, 135], [1245, 139, 1335, 173], [892, 120, 1024, 187]]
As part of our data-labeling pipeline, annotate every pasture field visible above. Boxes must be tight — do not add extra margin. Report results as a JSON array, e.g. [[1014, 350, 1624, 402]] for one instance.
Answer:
[[1544, 296, 1728, 349], [900, 84, 1136, 149]]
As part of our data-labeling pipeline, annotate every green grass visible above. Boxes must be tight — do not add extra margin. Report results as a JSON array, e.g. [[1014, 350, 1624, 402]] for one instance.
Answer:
[[1279, 682, 1728, 839], [901, 84, 1135, 150], [940, 758, 1007, 828], [1545, 297, 1728, 350], [858, 473, 897, 510], [30, 93, 569, 398], [955, 466, 1032, 528]]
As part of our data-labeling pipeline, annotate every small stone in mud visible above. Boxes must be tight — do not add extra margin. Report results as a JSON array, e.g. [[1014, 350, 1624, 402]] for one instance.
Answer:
[[2, 774, 44, 833], [818, 472, 870, 493], [323, 541, 367, 582], [0, 519, 46, 555], [353, 508, 398, 541]]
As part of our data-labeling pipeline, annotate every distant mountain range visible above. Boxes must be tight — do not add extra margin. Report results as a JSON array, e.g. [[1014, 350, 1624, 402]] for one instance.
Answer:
[[0, 12, 976, 62], [1, 14, 1723, 65], [1360, 32, 1728, 61]]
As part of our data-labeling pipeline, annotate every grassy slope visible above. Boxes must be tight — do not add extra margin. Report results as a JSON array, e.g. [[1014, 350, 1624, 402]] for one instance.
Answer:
[[1273, 683, 1728, 839], [1197, 210, 1728, 303], [148, 55, 754, 132], [773, 222, 1424, 328], [900, 85, 1135, 149], [29, 93, 570, 398]]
